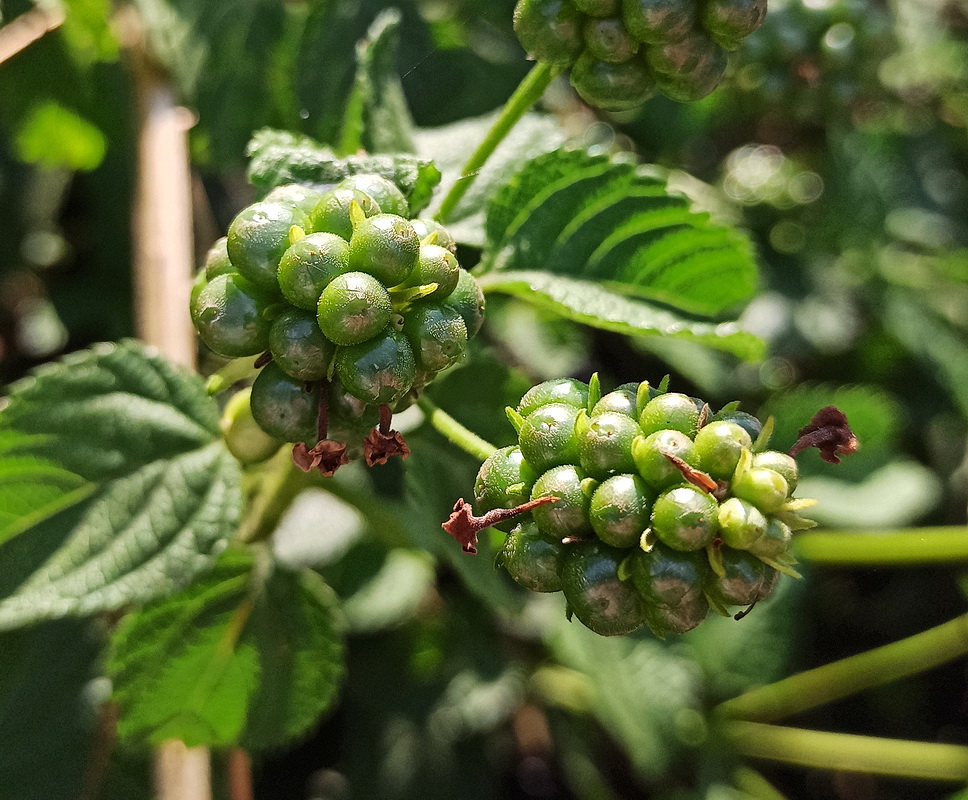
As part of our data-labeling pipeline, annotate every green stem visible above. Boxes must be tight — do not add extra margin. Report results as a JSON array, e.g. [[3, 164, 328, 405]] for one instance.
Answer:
[[717, 611, 968, 723], [732, 767, 789, 800], [237, 452, 314, 545], [794, 526, 968, 565], [417, 396, 498, 461], [435, 61, 562, 225], [721, 721, 968, 782]]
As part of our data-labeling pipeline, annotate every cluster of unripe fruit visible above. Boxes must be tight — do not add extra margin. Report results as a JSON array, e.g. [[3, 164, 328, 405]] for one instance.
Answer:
[[190, 175, 484, 466], [512, 0, 767, 108], [467, 376, 813, 638]]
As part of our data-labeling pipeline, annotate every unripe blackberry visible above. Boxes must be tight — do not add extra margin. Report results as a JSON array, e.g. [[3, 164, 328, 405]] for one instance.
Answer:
[[191, 273, 277, 358], [475, 446, 540, 532], [500, 521, 565, 592], [589, 473, 654, 547], [250, 362, 319, 444], [519, 402, 583, 473], [513, 0, 586, 65], [309, 188, 381, 241], [631, 429, 698, 490], [694, 420, 752, 480], [338, 174, 409, 217], [227, 201, 307, 292], [517, 378, 590, 416], [706, 547, 779, 607], [650, 484, 719, 551], [531, 464, 597, 539], [752, 451, 799, 494], [638, 391, 701, 437], [559, 540, 648, 636], [577, 410, 641, 478], [732, 466, 788, 513]]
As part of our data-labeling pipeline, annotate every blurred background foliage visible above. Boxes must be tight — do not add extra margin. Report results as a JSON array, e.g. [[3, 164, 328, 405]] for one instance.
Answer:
[[2, 0, 968, 798]]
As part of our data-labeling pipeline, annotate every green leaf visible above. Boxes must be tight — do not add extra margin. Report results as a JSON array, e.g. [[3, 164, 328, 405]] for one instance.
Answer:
[[14, 101, 107, 171], [0, 619, 104, 800], [246, 128, 441, 215], [0, 340, 241, 630], [477, 271, 765, 361], [60, 0, 121, 65], [480, 150, 759, 316], [546, 617, 703, 780], [342, 9, 416, 155], [109, 549, 345, 750], [883, 289, 968, 420], [415, 112, 566, 246]]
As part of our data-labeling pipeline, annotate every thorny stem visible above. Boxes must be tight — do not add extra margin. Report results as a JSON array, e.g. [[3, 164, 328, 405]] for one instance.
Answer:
[[794, 526, 968, 565], [435, 61, 562, 225], [417, 396, 498, 461], [716, 610, 968, 723], [720, 721, 968, 782]]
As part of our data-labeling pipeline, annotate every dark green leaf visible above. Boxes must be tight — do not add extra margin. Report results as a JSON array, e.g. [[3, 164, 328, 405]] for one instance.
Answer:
[[0, 340, 241, 630], [345, 9, 416, 155], [481, 150, 759, 316], [478, 271, 765, 361], [416, 112, 566, 246], [109, 549, 345, 750], [0, 619, 104, 800], [246, 128, 440, 214]]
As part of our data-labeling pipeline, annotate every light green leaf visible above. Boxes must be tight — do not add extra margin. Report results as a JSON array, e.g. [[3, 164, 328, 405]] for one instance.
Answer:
[[14, 102, 107, 171], [481, 149, 759, 316], [246, 128, 440, 214], [60, 0, 121, 65], [797, 460, 942, 529], [415, 112, 566, 246], [0, 340, 241, 630], [109, 549, 345, 750], [478, 271, 765, 361], [342, 9, 416, 155]]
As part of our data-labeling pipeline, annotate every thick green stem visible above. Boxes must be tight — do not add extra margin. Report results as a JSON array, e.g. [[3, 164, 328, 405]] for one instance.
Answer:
[[794, 526, 968, 565], [435, 61, 561, 225], [732, 767, 789, 800], [717, 611, 968, 723], [721, 721, 968, 782], [417, 396, 498, 461], [237, 452, 314, 545]]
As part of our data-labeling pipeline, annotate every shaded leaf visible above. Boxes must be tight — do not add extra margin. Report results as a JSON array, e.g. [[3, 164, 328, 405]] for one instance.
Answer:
[[480, 150, 759, 316], [0, 340, 241, 630], [344, 9, 416, 155], [478, 271, 765, 361], [109, 549, 345, 750], [0, 618, 104, 800], [416, 112, 566, 246], [246, 128, 441, 214]]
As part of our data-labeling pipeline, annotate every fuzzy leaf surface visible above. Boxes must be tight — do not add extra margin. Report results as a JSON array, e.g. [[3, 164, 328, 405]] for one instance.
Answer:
[[0, 340, 241, 630], [109, 549, 345, 749], [478, 272, 765, 361], [481, 149, 759, 316]]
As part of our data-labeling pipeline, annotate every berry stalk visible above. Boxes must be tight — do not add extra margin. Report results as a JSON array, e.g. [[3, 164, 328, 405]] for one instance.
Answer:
[[794, 526, 968, 565], [435, 61, 563, 224], [417, 396, 498, 461], [720, 721, 968, 782], [716, 610, 968, 723]]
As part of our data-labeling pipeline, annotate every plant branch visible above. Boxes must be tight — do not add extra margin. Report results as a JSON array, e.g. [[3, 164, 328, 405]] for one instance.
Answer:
[[434, 61, 562, 224], [717, 611, 968, 723], [226, 748, 254, 800], [0, 5, 65, 65], [794, 526, 968, 565], [721, 721, 968, 782], [237, 450, 315, 545], [417, 396, 498, 461], [732, 767, 789, 800]]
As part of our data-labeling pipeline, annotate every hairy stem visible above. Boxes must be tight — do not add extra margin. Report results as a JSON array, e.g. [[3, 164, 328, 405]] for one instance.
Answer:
[[417, 396, 498, 461], [721, 721, 968, 782], [717, 611, 968, 723], [435, 61, 562, 224], [794, 526, 968, 565]]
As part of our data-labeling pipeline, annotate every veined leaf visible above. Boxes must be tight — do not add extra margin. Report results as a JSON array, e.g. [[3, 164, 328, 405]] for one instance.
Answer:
[[481, 149, 759, 316], [477, 272, 765, 361], [246, 128, 441, 214], [0, 340, 241, 630], [109, 549, 345, 750], [341, 9, 416, 156]]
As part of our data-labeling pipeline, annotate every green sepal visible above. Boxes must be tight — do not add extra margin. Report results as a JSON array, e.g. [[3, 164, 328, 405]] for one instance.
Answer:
[[617, 554, 634, 582], [288, 225, 306, 246], [635, 381, 652, 417], [656, 375, 670, 394], [772, 509, 818, 531], [705, 590, 731, 617], [752, 415, 775, 453], [587, 373, 602, 414], [506, 406, 526, 435], [706, 543, 726, 578], [757, 553, 803, 579], [580, 477, 600, 499], [390, 283, 439, 310], [348, 200, 366, 231], [717, 400, 741, 414], [732, 448, 753, 483]]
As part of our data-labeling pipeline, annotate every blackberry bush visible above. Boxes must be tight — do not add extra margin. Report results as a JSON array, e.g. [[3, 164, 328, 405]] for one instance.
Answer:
[[446, 376, 858, 638], [512, 0, 767, 109], [190, 175, 485, 474]]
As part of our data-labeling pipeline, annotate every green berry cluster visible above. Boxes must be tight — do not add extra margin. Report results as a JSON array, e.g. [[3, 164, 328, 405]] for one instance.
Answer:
[[475, 376, 813, 638], [512, 0, 767, 109], [190, 176, 485, 456]]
